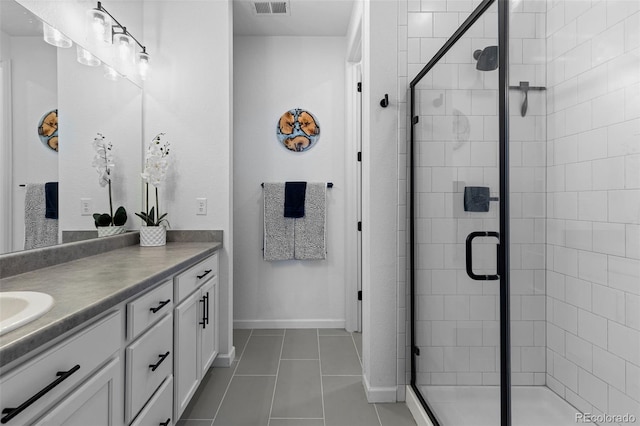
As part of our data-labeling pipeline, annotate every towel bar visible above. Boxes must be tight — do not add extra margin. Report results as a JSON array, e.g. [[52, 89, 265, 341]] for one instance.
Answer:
[[261, 182, 333, 188]]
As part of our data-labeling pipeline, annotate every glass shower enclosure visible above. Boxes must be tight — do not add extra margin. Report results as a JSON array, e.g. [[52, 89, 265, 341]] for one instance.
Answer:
[[409, 0, 640, 425]]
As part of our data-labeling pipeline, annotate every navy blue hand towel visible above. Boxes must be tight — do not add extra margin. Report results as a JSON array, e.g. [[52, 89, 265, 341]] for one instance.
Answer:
[[284, 181, 307, 218], [44, 182, 59, 219]]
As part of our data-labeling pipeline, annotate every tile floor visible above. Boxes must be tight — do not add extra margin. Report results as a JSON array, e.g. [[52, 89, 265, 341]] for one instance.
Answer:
[[178, 328, 417, 426]]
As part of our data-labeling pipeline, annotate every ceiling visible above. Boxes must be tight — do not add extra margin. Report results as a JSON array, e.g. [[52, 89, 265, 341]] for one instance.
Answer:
[[233, 0, 356, 37], [0, 1, 42, 37]]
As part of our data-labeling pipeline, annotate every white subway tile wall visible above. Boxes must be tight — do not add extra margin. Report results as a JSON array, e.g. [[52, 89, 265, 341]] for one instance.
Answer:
[[545, 0, 640, 419]]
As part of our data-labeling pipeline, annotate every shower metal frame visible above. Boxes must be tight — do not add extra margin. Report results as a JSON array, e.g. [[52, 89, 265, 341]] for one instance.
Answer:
[[408, 0, 511, 424]]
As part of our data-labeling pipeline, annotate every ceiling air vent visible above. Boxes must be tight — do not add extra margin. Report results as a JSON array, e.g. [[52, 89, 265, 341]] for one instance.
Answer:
[[253, 1, 289, 15]]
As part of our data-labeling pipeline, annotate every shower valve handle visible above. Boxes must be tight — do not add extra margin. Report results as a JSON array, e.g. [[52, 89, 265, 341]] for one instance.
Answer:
[[465, 231, 500, 281]]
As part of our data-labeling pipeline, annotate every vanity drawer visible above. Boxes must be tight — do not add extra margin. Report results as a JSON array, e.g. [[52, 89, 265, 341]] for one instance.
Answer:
[[125, 313, 173, 423], [127, 280, 173, 341], [0, 311, 121, 425], [130, 375, 173, 426], [174, 253, 218, 303]]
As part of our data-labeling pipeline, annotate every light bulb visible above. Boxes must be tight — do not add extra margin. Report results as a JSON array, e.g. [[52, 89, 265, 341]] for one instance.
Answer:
[[87, 8, 111, 44], [138, 51, 150, 80], [42, 22, 72, 48], [104, 65, 120, 81], [76, 45, 101, 67]]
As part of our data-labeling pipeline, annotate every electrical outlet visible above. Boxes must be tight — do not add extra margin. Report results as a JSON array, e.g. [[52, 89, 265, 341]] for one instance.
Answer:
[[80, 198, 92, 216], [196, 198, 207, 215]]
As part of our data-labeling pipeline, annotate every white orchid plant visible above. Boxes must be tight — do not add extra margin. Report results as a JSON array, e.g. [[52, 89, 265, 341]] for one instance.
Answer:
[[136, 133, 171, 227], [91, 133, 127, 227]]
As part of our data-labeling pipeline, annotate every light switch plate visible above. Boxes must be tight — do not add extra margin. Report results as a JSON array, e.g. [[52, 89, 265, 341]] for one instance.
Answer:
[[196, 198, 207, 215], [81, 198, 92, 216]]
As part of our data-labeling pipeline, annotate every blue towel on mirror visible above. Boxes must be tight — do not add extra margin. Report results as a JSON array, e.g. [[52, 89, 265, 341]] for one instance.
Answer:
[[284, 181, 306, 218], [44, 182, 59, 219]]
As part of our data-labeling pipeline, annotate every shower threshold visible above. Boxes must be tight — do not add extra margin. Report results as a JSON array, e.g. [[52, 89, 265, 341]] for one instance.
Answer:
[[421, 385, 582, 426]]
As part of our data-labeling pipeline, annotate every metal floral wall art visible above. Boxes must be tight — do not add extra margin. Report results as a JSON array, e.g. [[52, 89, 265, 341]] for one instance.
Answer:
[[276, 108, 320, 152]]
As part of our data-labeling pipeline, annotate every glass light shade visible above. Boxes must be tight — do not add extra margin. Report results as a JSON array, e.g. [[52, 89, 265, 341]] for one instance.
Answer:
[[138, 51, 150, 80], [86, 8, 111, 44], [76, 45, 101, 67], [104, 65, 121, 81], [113, 32, 134, 64], [42, 22, 72, 48]]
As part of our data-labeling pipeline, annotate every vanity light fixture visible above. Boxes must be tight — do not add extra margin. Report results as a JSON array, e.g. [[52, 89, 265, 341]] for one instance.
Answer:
[[88, 2, 150, 79], [104, 64, 121, 81], [42, 22, 72, 48], [76, 45, 101, 67]]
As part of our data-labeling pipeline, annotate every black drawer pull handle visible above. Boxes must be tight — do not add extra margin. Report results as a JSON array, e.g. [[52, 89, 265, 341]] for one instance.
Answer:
[[1, 365, 80, 424], [197, 269, 212, 279], [465, 231, 500, 281], [205, 292, 210, 326], [150, 299, 171, 314], [159, 418, 171, 426], [149, 352, 170, 372]]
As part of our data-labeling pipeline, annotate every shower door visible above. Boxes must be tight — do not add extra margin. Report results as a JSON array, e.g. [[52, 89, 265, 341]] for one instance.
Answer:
[[409, 0, 509, 424]]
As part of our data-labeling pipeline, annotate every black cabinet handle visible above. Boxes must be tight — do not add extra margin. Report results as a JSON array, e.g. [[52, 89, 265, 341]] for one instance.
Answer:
[[204, 292, 209, 326], [149, 352, 170, 372], [149, 299, 171, 314], [465, 231, 500, 281], [159, 418, 171, 426], [197, 269, 212, 280], [199, 295, 207, 329], [1, 365, 80, 424]]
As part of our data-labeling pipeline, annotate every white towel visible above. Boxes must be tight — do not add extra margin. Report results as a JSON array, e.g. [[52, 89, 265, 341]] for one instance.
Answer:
[[24, 183, 58, 250], [263, 183, 294, 261], [294, 183, 326, 260]]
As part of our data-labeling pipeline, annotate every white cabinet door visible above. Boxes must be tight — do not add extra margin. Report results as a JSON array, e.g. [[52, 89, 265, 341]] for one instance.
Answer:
[[173, 290, 200, 419], [33, 357, 122, 426], [199, 276, 218, 376]]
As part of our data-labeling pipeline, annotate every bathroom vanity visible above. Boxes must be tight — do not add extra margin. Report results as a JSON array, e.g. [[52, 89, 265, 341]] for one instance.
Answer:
[[0, 235, 221, 426]]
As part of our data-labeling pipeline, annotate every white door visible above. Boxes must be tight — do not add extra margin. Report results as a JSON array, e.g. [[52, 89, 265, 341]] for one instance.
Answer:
[[356, 64, 363, 333]]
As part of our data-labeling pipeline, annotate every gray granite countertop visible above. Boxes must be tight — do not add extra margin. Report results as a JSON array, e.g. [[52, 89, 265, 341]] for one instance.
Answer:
[[0, 242, 221, 367]]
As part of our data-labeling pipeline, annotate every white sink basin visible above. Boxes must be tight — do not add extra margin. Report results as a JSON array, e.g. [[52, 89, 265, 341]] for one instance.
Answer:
[[0, 291, 54, 336]]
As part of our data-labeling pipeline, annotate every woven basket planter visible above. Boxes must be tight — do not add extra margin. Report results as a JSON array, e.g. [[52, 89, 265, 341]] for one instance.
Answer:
[[97, 225, 126, 238]]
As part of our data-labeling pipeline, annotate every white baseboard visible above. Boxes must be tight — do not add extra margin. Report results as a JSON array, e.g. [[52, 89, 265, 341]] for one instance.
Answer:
[[406, 385, 434, 426], [362, 374, 397, 403], [233, 319, 346, 329], [213, 346, 235, 368]]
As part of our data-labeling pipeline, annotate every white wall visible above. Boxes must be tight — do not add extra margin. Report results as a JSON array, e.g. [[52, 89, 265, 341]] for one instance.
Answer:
[[6, 36, 58, 251], [362, 0, 399, 402], [143, 0, 234, 365], [232, 36, 347, 328]]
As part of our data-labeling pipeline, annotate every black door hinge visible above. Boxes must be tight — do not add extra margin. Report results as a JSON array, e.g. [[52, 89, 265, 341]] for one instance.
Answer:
[[357, 221, 362, 231], [412, 116, 419, 125], [413, 346, 420, 356], [357, 290, 362, 301], [357, 151, 362, 162], [357, 82, 362, 92]]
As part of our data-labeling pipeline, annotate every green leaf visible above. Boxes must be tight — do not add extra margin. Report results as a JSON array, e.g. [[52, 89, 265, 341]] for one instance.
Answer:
[[94, 213, 112, 227], [113, 206, 127, 226]]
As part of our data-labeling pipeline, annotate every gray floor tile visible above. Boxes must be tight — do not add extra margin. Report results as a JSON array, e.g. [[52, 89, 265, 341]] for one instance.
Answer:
[[319, 336, 362, 375], [376, 403, 417, 426], [181, 362, 237, 420], [353, 331, 363, 362], [233, 329, 252, 360], [271, 360, 323, 418], [318, 328, 351, 336], [177, 421, 212, 426], [323, 376, 380, 426], [252, 328, 285, 335], [235, 335, 283, 375], [281, 329, 319, 359], [269, 419, 324, 426], [213, 376, 275, 426]]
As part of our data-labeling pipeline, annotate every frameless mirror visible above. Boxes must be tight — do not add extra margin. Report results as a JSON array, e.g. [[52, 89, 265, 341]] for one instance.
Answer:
[[0, 0, 142, 255]]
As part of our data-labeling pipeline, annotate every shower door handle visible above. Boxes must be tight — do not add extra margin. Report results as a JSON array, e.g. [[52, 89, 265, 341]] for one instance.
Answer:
[[465, 231, 500, 281]]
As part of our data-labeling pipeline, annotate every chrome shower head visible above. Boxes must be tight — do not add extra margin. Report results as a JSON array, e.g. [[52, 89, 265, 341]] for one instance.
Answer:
[[473, 46, 498, 71]]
